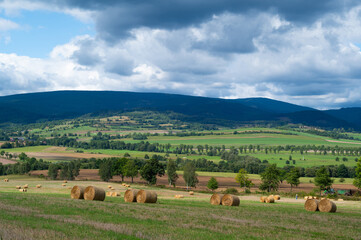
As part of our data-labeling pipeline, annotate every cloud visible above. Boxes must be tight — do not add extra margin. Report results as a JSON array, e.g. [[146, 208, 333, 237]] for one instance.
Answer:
[[1, 1, 361, 109], [0, 17, 19, 31]]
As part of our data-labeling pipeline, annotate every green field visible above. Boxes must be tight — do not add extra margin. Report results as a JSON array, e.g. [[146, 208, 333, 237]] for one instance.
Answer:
[[0, 176, 360, 240]]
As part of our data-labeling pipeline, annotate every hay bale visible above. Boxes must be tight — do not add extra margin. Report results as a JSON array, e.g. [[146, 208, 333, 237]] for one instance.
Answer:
[[260, 196, 267, 203], [221, 194, 240, 206], [304, 199, 319, 212], [304, 196, 308, 200], [126, 185, 130, 188], [4, 179, 9, 182], [84, 186, 105, 201], [124, 189, 140, 202], [106, 192, 112, 197], [16, 186, 21, 189], [36, 184, 41, 188], [111, 187, 115, 190], [337, 199, 344, 202], [19, 189, 27, 192], [319, 199, 337, 213], [189, 191, 194, 195], [111, 192, 119, 197], [136, 190, 157, 203], [23, 184, 28, 189], [63, 180, 67, 183], [71, 186, 86, 199], [210, 193, 224, 205], [175, 195, 184, 198], [266, 196, 275, 203], [108, 185, 112, 189], [62, 184, 66, 187], [274, 195, 280, 200]]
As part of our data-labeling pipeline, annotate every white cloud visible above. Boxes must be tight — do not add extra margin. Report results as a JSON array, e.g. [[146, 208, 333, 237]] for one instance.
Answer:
[[0, 17, 19, 31]]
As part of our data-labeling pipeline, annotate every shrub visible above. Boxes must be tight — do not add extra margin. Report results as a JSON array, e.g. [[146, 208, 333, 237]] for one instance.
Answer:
[[339, 178, 345, 183], [223, 188, 239, 195]]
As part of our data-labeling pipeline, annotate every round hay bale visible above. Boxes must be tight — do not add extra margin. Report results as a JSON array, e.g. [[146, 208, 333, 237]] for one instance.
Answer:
[[106, 192, 112, 197], [304, 199, 319, 212], [62, 184, 66, 187], [63, 180, 67, 183], [124, 189, 140, 202], [319, 199, 337, 213], [71, 186, 86, 199], [36, 184, 41, 188], [304, 196, 308, 200], [111, 192, 119, 197], [84, 186, 105, 201], [274, 195, 280, 200], [189, 191, 194, 195], [16, 186, 21, 189], [266, 196, 275, 203], [337, 199, 344, 202], [111, 187, 115, 190], [210, 193, 224, 205], [23, 185, 28, 189], [108, 185, 112, 189], [175, 195, 184, 198], [221, 194, 240, 206], [136, 190, 157, 203], [260, 196, 267, 203]]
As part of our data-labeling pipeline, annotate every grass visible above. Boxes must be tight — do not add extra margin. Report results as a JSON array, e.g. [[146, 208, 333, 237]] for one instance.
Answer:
[[0, 187, 360, 239]]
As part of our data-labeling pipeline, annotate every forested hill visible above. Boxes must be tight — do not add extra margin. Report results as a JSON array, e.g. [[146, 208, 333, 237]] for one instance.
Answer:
[[0, 90, 358, 129]]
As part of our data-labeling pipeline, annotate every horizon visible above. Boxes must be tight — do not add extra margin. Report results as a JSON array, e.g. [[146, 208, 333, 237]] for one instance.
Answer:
[[1, 1, 361, 109]]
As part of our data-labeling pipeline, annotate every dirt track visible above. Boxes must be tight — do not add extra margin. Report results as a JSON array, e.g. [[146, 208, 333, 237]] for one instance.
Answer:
[[30, 169, 357, 193]]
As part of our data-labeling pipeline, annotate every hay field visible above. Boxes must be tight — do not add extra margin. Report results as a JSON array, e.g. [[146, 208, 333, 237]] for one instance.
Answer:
[[0, 176, 360, 239]]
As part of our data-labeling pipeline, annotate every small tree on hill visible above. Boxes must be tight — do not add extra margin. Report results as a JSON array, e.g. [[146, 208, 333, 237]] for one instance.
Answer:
[[235, 168, 253, 191], [259, 164, 280, 192], [167, 159, 178, 187], [207, 177, 218, 191], [183, 162, 198, 190], [286, 168, 300, 192], [353, 158, 361, 190], [314, 166, 333, 195]]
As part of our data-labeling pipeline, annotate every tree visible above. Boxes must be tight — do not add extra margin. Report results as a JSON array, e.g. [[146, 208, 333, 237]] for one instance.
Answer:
[[337, 164, 349, 178], [112, 158, 128, 181], [18, 152, 28, 161], [48, 163, 59, 180], [286, 168, 300, 192], [353, 158, 361, 189], [99, 159, 113, 182], [314, 166, 333, 194], [259, 164, 280, 192], [235, 168, 253, 191], [140, 158, 165, 185], [59, 164, 70, 180], [278, 169, 287, 183], [123, 160, 138, 183], [207, 177, 218, 191], [183, 162, 198, 190], [167, 159, 178, 187]]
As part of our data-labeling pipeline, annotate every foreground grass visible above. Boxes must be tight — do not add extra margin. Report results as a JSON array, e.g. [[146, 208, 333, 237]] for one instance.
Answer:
[[0, 191, 360, 240]]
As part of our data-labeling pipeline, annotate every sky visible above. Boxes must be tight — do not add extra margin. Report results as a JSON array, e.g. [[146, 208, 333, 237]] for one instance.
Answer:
[[1, 0, 361, 109]]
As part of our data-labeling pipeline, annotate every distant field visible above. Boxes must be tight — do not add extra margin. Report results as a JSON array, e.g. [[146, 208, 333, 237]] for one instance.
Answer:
[[0, 176, 360, 239], [121, 132, 361, 147]]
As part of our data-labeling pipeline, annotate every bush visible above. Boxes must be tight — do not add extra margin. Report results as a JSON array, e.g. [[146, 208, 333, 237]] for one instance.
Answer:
[[339, 178, 345, 183], [245, 188, 251, 194], [223, 188, 239, 195]]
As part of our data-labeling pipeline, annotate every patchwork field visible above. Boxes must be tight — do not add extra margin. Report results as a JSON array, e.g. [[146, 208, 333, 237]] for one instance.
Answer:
[[0, 176, 360, 240]]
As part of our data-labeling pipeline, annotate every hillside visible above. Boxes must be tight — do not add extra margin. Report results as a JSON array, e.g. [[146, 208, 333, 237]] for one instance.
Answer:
[[0, 90, 358, 129]]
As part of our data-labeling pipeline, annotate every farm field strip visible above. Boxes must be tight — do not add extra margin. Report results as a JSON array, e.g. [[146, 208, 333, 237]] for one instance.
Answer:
[[0, 177, 360, 240]]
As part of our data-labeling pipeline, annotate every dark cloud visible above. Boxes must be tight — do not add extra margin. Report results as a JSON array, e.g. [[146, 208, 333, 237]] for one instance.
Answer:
[[71, 38, 101, 66], [36, 0, 360, 41]]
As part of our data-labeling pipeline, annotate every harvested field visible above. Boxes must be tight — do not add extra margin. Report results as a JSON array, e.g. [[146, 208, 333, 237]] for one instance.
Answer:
[[0, 158, 17, 165], [0, 176, 360, 240]]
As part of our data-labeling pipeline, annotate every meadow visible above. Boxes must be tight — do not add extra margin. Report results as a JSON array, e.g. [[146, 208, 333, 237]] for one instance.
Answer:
[[0, 176, 360, 240]]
